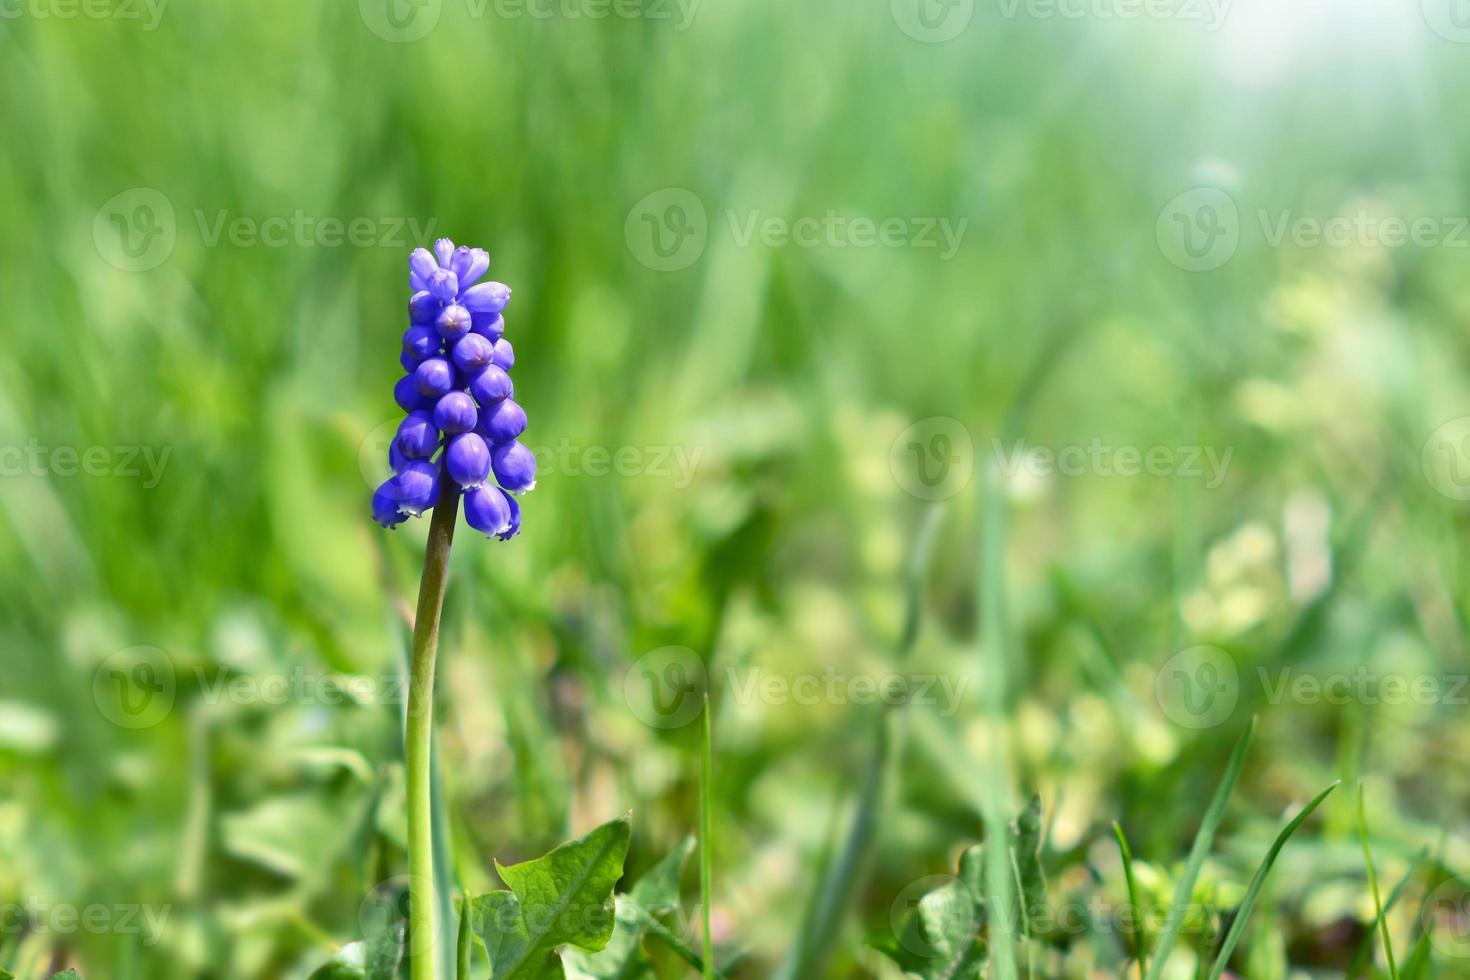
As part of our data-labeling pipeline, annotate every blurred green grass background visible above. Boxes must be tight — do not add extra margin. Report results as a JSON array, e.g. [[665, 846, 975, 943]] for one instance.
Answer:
[[3, 0, 1470, 976]]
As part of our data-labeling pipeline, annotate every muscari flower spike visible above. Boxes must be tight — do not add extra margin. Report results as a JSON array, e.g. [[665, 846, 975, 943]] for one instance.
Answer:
[[374, 239, 532, 540]]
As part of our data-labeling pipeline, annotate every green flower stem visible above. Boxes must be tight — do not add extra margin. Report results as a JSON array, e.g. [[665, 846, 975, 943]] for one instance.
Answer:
[[406, 490, 460, 980]]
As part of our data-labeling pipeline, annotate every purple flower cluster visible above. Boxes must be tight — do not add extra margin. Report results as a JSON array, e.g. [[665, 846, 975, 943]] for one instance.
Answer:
[[372, 239, 535, 539]]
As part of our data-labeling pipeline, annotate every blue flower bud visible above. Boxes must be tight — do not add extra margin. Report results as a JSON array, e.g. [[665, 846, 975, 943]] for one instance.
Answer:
[[403, 325, 439, 362], [470, 313, 505, 342], [435, 304, 472, 341], [480, 398, 527, 444], [393, 459, 440, 516], [389, 440, 410, 473], [400, 351, 420, 373], [414, 357, 455, 398], [433, 391, 478, 434], [462, 281, 511, 315], [409, 290, 441, 324], [498, 492, 521, 540], [434, 238, 456, 268], [394, 374, 428, 412], [452, 333, 495, 374], [373, 481, 409, 528], [463, 484, 512, 537], [452, 247, 490, 288], [396, 410, 440, 459], [427, 268, 460, 304], [446, 432, 492, 487], [491, 440, 537, 493], [409, 248, 438, 291], [491, 339, 515, 371], [469, 365, 514, 405]]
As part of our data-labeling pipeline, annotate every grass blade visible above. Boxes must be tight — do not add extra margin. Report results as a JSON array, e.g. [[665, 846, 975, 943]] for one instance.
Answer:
[[1113, 821, 1148, 978], [1347, 847, 1427, 978], [1357, 782, 1401, 980], [701, 692, 716, 980], [1203, 780, 1339, 980], [979, 456, 1019, 980], [1142, 716, 1257, 980]]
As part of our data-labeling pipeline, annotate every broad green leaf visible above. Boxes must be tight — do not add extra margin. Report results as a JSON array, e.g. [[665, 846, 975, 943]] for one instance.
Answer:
[[1203, 781, 1338, 980], [0, 968, 13, 979], [307, 939, 403, 980], [472, 815, 632, 980], [566, 837, 694, 980], [49, 973, 82, 980]]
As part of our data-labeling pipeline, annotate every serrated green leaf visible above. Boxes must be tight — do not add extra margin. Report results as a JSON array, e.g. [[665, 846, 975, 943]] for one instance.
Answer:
[[472, 815, 632, 980], [1011, 795, 1045, 937], [307, 939, 403, 980], [875, 849, 988, 980], [565, 837, 694, 980]]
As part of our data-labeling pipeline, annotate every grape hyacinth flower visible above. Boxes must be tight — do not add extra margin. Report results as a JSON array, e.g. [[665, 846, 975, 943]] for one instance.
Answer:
[[370, 239, 534, 980], [373, 239, 533, 537]]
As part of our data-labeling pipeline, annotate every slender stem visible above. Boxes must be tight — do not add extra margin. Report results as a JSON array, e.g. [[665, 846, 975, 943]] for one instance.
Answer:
[[700, 692, 715, 980], [407, 490, 459, 980]]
